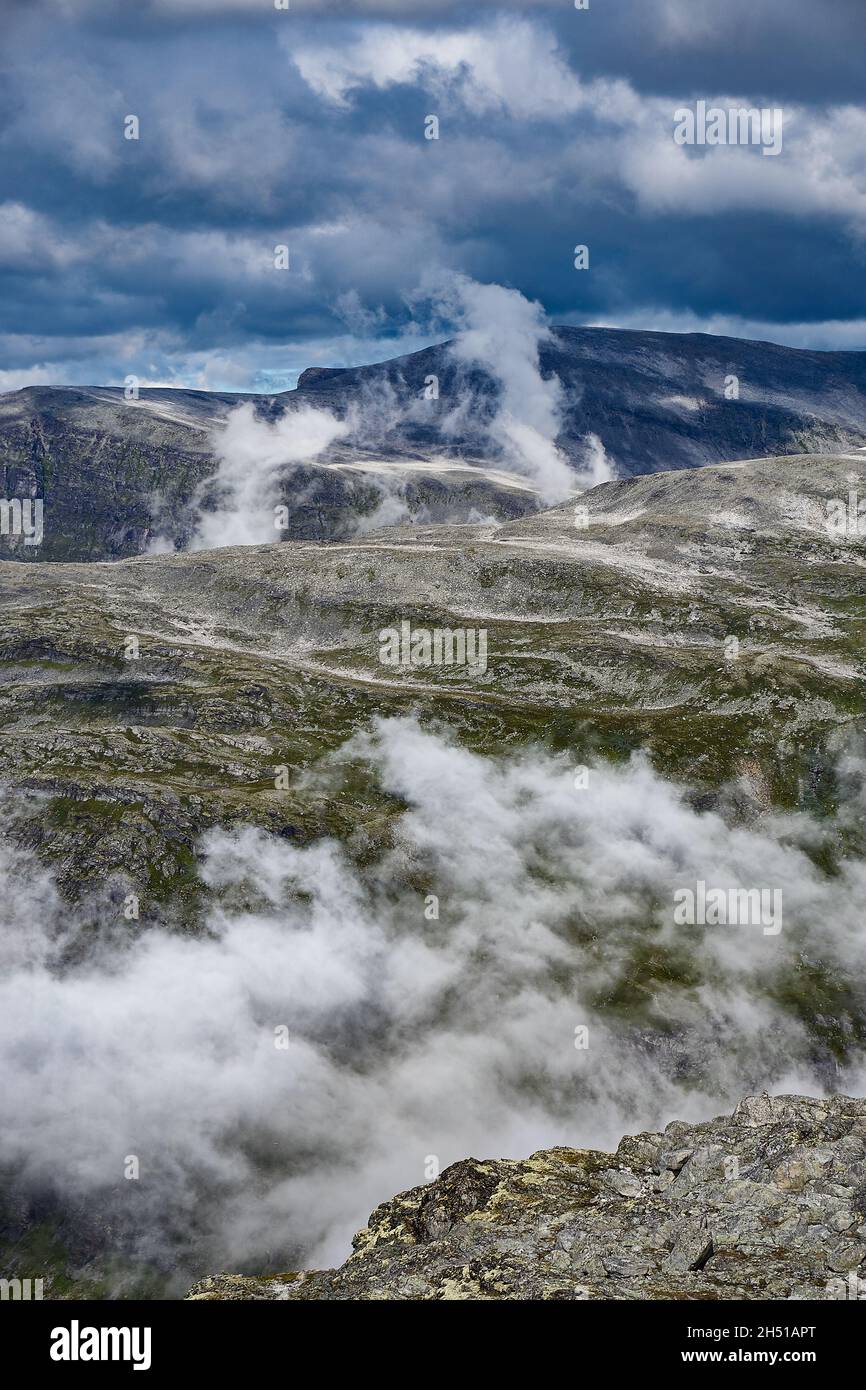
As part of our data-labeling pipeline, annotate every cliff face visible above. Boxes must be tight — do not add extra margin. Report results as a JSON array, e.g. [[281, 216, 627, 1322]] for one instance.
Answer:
[[187, 1094, 866, 1301]]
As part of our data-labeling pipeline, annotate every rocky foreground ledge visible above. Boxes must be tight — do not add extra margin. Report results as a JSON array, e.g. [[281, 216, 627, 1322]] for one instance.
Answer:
[[187, 1095, 866, 1301]]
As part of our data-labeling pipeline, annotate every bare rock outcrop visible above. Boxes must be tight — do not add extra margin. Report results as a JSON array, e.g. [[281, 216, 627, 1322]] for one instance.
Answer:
[[187, 1094, 866, 1301]]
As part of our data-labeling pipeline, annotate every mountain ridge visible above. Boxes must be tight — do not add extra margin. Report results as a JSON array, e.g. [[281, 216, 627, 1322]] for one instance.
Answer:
[[3, 326, 866, 561]]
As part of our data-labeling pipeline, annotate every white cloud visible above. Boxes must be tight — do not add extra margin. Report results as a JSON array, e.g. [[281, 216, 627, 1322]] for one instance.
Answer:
[[286, 16, 866, 233], [183, 400, 350, 550], [619, 103, 866, 227], [0, 203, 86, 272], [289, 17, 590, 119], [434, 276, 609, 500], [1, 721, 865, 1286]]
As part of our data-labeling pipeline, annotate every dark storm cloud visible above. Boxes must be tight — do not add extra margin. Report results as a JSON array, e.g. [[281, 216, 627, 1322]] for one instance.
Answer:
[[1, 1, 865, 389]]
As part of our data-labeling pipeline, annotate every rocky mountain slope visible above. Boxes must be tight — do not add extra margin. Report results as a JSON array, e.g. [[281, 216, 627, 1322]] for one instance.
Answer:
[[3, 328, 866, 561], [298, 326, 866, 474], [1, 450, 865, 1301], [188, 1092, 866, 1301], [0, 450, 863, 904]]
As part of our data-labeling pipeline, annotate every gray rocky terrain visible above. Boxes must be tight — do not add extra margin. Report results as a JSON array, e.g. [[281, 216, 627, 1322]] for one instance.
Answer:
[[1, 449, 862, 902], [187, 1093, 866, 1301]]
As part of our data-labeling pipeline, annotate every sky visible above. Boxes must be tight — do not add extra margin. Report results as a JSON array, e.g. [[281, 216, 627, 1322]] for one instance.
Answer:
[[2, 0, 866, 392]]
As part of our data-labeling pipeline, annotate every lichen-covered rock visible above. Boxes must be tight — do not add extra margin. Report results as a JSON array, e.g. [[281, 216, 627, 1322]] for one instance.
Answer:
[[186, 1094, 866, 1300]]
